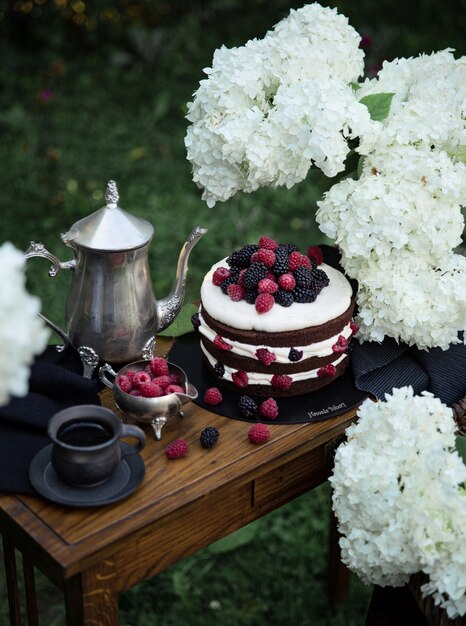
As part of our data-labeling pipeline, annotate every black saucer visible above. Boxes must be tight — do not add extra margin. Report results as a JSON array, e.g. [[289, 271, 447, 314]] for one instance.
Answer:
[[169, 333, 368, 424], [29, 442, 145, 507]]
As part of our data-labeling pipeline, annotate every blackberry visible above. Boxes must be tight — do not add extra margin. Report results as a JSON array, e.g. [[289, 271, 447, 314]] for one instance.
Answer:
[[313, 268, 329, 287], [274, 290, 294, 307], [271, 248, 289, 276], [227, 244, 259, 269], [281, 243, 299, 254], [293, 266, 314, 288], [288, 348, 303, 362], [242, 262, 268, 290], [191, 312, 200, 331], [292, 286, 318, 303], [200, 426, 220, 449], [238, 395, 258, 419], [220, 275, 238, 294], [214, 362, 225, 378], [244, 289, 258, 304]]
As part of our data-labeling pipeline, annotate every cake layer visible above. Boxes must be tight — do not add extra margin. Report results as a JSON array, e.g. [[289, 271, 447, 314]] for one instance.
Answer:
[[200, 260, 353, 333], [200, 299, 355, 347], [201, 342, 349, 397]]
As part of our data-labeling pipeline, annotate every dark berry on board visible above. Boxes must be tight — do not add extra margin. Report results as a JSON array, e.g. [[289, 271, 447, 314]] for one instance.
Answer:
[[238, 395, 258, 419], [200, 426, 220, 449]]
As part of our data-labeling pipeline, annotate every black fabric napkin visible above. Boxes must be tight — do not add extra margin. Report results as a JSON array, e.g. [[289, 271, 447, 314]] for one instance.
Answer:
[[0, 345, 103, 496]]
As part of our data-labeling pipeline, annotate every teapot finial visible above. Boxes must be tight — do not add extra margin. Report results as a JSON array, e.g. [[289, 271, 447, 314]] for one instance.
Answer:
[[105, 180, 119, 207]]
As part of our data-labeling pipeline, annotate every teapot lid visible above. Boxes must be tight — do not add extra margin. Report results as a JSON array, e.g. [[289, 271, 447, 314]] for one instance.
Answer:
[[62, 181, 154, 251]]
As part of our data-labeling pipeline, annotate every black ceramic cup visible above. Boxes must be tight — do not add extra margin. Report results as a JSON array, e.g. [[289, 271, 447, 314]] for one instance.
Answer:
[[48, 405, 146, 487]]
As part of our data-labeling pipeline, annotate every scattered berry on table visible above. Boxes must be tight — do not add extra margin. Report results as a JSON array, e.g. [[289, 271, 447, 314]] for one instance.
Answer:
[[288, 348, 303, 362], [149, 357, 169, 377], [255, 347, 277, 366], [165, 438, 189, 459], [271, 374, 292, 390], [204, 387, 223, 405], [238, 395, 258, 418], [307, 246, 324, 265], [259, 398, 279, 419], [255, 292, 274, 314], [232, 370, 249, 387], [248, 423, 270, 444], [200, 426, 220, 449]]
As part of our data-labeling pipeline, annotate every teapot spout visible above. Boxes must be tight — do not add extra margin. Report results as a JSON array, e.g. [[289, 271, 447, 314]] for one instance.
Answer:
[[156, 225, 208, 332]]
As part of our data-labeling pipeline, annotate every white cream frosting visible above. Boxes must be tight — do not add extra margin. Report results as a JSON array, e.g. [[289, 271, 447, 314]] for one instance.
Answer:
[[200, 259, 353, 332], [198, 311, 352, 362], [200, 342, 347, 385]]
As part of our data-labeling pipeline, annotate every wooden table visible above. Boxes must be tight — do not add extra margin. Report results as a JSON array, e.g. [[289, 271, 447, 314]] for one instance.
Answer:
[[0, 341, 359, 625]]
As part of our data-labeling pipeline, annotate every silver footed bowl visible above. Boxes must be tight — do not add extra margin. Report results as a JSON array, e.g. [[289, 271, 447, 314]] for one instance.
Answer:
[[99, 360, 198, 440]]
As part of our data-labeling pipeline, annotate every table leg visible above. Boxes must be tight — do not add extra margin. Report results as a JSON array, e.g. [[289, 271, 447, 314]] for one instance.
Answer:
[[22, 554, 39, 626], [63, 559, 119, 626], [327, 506, 350, 607], [2, 537, 23, 626]]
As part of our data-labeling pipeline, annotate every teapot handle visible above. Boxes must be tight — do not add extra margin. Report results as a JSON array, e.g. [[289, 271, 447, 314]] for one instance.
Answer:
[[99, 363, 118, 389], [24, 241, 75, 351]]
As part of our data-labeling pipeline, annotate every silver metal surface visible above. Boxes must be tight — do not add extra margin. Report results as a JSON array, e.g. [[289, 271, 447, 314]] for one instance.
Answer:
[[99, 360, 198, 440], [24, 181, 208, 365], [78, 346, 100, 378]]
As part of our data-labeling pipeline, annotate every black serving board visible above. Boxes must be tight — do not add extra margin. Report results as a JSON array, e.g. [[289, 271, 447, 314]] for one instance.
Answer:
[[169, 333, 368, 424]]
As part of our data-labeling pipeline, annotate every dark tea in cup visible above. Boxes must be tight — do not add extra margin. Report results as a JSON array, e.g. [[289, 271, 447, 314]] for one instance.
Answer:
[[48, 405, 146, 487]]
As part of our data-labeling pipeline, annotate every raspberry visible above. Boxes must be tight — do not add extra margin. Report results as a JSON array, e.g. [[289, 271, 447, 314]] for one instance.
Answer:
[[191, 312, 201, 330], [259, 398, 279, 419], [238, 395, 258, 418], [288, 348, 303, 362], [125, 370, 136, 380], [168, 372, 182, 385], [350, 320, 359, 335], [165, 438, 189, 459], [274, 290, 294, 307], [220, 275, 239, 294], [149, 357, 169, 377], [153, 375, 171, 389], [317, 364, 337, 377], [252, 248, 276, 268], [227, 283, 245, 302], [257, 278, 279, 294], [200, 426, 220, 449], [129, 389, 141, 396], [132, 371, 152, 388], [278, 273, 296, 291], [214, 362, 225, 378], [307, 246, 324, 265], [248, 423, 270, 444], [139, 381, 164, 398], [237, 268, 248, 286], [271, 374, 292, 390], [117, 374, 133, 394], [232, 370, 248, 387], [204, 387, 223, 405], [288, 251, 310, 271], [258, 236, 278, 251], [165, 384, 186, 394], [212, 266, 231, 286], [255, 292, 274, 314], [332, 335, 349, 354], [255, 347, 277, 366], [213, 335, 233, 351], [243, 262, 268, 290]]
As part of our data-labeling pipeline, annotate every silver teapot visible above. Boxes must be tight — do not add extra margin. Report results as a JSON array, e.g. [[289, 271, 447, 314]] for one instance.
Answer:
[[26, 181, 207, 377]]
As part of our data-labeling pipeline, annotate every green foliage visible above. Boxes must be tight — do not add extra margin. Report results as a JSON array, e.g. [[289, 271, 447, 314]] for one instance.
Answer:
[[359, 93, 395, 122], [158, 303, 199, 337], [455, 435, 466, 466]]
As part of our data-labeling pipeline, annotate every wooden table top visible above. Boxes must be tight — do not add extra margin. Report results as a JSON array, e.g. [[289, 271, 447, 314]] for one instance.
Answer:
[[0, 338, 360, 588]]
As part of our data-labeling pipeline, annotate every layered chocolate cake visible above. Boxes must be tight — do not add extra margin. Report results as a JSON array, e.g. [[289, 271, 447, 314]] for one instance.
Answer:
[[198, 238, 357, 398]]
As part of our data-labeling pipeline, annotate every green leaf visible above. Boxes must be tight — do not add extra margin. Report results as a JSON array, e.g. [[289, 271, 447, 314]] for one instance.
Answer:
[[447, 145, 466, 164], [360, 92, 395, 121], [207, 523, 259, 554], [455, 435, 466, 466], [350, 81, 361, 91], [158, 303, 199, 337], [357, 155, 365, 179]]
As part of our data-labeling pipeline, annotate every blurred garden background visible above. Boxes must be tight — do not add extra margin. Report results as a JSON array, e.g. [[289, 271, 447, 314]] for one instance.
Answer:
[[0, 0, 465, 624]]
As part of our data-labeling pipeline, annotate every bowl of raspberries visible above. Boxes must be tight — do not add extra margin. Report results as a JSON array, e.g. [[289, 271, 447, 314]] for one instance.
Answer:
[[99, 357, 198, 440]]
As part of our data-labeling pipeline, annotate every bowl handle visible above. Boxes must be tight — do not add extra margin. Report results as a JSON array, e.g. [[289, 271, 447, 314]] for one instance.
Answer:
[[99, 363, 118, 389]]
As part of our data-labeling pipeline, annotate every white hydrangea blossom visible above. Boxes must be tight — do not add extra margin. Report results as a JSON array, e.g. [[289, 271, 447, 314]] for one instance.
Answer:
[[316, 51, 466, 349], [185, 3, 369, 207], [331, 387, 466, 617], [0, 242, 49, 406]]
